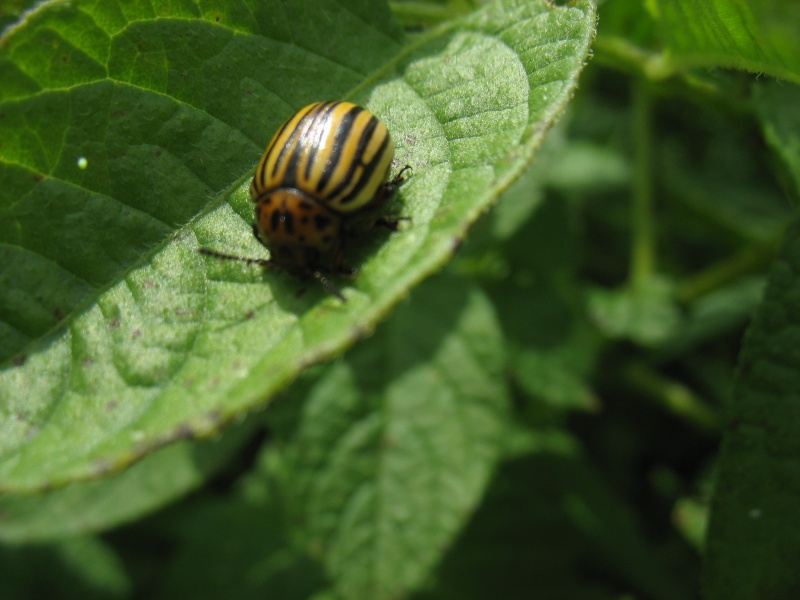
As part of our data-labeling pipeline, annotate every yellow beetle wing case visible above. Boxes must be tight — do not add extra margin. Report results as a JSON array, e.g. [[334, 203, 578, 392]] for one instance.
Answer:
[[251, 101, 395, 214]]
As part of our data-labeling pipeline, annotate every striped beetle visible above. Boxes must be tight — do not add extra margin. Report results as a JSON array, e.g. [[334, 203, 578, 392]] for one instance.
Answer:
[[200, 101, 410, 300]]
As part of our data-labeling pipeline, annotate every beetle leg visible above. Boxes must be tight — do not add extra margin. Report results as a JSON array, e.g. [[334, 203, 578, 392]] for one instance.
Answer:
[[374, 215, 411, 231], [390, 164, 412, 186], [311, 270, 346, 302]]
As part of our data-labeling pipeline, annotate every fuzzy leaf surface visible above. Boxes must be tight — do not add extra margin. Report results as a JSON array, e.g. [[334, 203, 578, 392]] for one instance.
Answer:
[[649, 0, 800, 83], [0, 0, 596, 492]]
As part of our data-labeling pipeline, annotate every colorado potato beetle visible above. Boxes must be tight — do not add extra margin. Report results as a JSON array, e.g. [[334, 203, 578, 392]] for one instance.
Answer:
[[200, 101, 409, 300]]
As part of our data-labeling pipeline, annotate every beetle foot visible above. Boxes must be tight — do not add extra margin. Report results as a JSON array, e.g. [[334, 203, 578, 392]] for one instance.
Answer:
[[374, 216, 411, 231]]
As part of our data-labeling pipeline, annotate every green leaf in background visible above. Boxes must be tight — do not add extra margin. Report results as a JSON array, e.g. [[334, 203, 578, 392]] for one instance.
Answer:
[[588, 276, 681, 346], [273, 277, 510, 600], [755, 79, 800, 194], [0, 0, 597, 493], [155, 494, 325, 600], [0, 418, 255, 543], [703, 85, 800, 599], [415, 451, 692, 600], [648, 0, 800, 84], [0, 536, 130, 600]]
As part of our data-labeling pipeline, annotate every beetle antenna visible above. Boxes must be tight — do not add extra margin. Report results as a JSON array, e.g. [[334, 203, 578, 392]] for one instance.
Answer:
[[198, 247, 273, 267]]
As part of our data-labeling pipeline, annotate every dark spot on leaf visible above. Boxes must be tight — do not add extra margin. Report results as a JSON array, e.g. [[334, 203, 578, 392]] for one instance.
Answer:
[[83, 359, 93, 368], [14, 354, 26, 367], [405, 134, 417, 146], [143, 279, 155, 289], [205, 410, 223, 426], [107, 400, 118, 411], [132, 329, 142, 340], [173, 423, 194, 439], [215, 14, 221, 22], [245, 311, 255, 319], [53, 307, 64, 321], [16, 411, 28, 421], [109, 319, 121, 329], [33, 174, 43, 182], [93, 458, 114, 476]]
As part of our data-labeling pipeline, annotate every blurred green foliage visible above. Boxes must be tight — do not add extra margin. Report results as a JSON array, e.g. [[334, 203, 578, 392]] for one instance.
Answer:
[[3, 0, 800, 599]]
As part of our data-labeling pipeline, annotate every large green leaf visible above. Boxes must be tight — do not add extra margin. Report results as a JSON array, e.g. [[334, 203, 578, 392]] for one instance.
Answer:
[[273, 276, 509, 600], [648, 0, 800, 84], [0, 0, 597, 493], [703, 81, 800, 599]]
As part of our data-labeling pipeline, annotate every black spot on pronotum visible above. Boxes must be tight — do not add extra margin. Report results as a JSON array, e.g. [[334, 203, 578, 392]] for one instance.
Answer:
[[314, 215, 331, 231], [271, 209, 281, 232], [282, 210, 294, 234]]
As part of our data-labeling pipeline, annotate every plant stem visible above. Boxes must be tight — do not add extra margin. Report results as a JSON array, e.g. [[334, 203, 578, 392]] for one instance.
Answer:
[[623, 363, 720, 431], [678, 238, 780, 304], [593, 36, 753, 116], [629, 80, 655, 288]]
